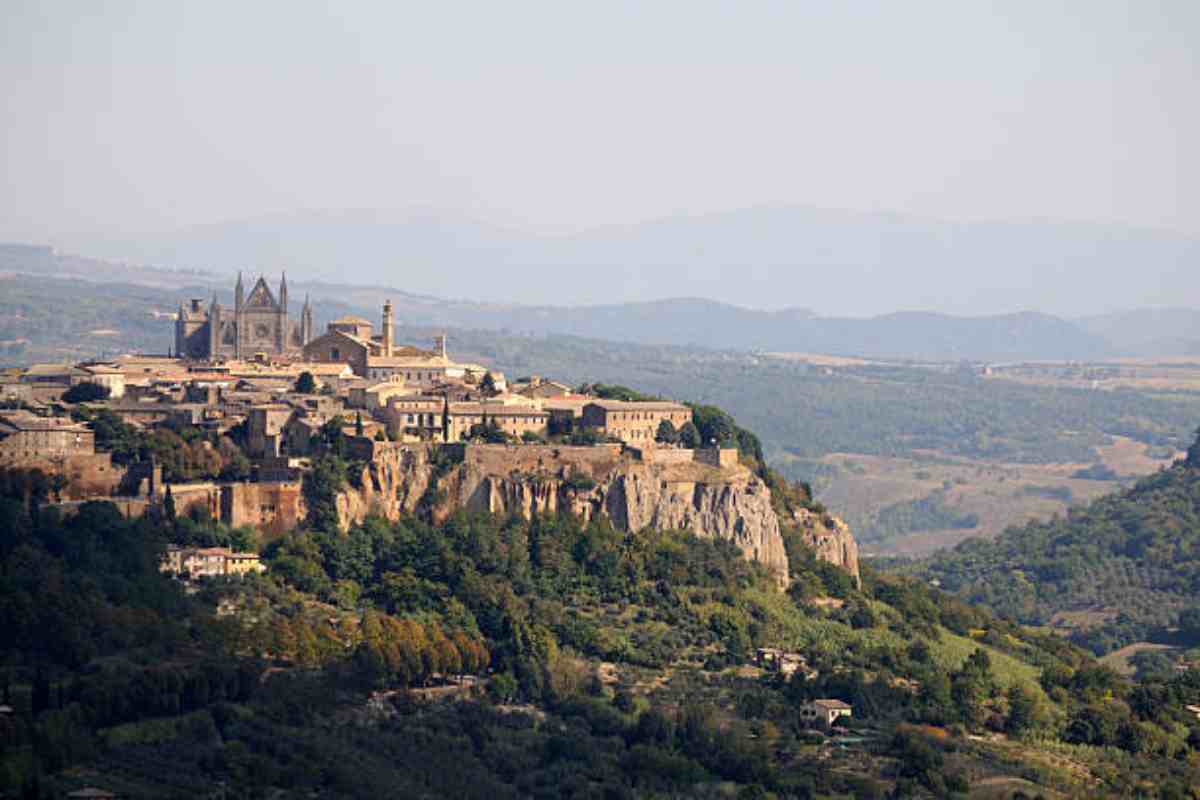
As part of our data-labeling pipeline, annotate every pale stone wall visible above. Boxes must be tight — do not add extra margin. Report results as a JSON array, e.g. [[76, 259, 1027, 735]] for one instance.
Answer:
[[303, 332, 369, 376], [221, 481, 305, 538], [694, 448, 740, 468], [0, 448, 120, 500], [59, 453, 122, 498], [0, 428, 95, 463], [629, 447, 694, 466], [579, 402, 693, 447], [169, 482, 222, 520], [462, 443, 624, 476]]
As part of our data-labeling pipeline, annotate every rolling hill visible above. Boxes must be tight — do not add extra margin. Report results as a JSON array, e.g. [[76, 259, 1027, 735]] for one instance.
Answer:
[[908, 435, 1200, 655]]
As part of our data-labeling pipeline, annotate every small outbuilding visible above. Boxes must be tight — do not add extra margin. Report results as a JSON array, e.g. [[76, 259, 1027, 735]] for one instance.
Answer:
[[799, 699, 853, 729]]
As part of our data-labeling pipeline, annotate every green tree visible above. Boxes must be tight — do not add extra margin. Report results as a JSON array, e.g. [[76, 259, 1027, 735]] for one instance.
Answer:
[[219, 453, 252, 481], [303, 457, 348, 532], [163, 484, 176, 523], [315, 416, 347, 457], [678, 421, 701, 449], [468, 420, 510, 444], [62, 382, 109, 403], [480, 372, 498, 396], [1004, 684, 1042, 737], [655, 419, 679, 445], [1188, 426, 1200, 468], [568, 427, 604, 446], [294, 371, 317, 394]]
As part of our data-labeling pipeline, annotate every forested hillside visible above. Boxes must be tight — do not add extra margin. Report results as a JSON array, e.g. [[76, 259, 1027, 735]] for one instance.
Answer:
[[910, 431, 1200, 655], [8, 440, 1200, 795]]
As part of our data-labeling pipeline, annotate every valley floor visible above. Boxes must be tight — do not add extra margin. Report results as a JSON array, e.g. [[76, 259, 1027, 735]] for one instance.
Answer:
[[778, 436, 1181, 557]]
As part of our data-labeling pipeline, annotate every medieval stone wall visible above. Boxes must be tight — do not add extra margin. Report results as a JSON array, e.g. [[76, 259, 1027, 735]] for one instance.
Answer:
[[222, 480, 305, 539]]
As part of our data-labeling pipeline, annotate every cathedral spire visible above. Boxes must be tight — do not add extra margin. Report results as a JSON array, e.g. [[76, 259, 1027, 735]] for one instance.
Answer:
[[235, 271, 244, 311], [279, 271, 288, 310]]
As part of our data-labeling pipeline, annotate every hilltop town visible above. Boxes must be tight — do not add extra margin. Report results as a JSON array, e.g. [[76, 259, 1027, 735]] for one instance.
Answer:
[[1, 274, 857, 585]]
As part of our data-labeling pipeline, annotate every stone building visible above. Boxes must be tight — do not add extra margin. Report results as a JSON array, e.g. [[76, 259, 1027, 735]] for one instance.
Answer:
[[798, 699, 853, 729], [384, 395, 446, 440], [512, 376, 573, 399], [77, 364, 126, 398], [175, 273, 314, 360], [579, 400, 692, 446], [348, 376, 411, 411], [0, 411, 95, 463], [303, 301, 491, 385], [162, 546, 264, 578], [245, 405, 293, 458], [446, 402, 549, 442]]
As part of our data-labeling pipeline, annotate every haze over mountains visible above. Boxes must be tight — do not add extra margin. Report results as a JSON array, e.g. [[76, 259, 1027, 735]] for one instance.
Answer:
[[8, 205, 1198, 362], [63, 206, 1200, 318]]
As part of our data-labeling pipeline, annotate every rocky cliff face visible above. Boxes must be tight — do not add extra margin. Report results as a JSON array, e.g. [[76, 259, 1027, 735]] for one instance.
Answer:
[[788, 508, 861, 586], [329, 443, 859, 588]]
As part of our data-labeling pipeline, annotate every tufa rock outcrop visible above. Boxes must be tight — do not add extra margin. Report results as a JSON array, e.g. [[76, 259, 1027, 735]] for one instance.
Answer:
[[327, 443, 859, 588], [788, 508, 861, 587]]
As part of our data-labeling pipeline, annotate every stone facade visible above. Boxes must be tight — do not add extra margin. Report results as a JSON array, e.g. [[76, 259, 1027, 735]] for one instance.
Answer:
[[245, 405, 293, 458], [175, 273, 314, 360], [162, 545, 265, 578], [445, 402, 549, 442], [301, 329, 371, 376], [799, 700, 852, 729], [0, 412, 95, 463], [384, 395, 445, 440], [221, 480, 305, 538], [580, 400, 692, 446]]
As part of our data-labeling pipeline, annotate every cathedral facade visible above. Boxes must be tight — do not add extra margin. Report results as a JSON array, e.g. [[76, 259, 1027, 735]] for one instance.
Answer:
[[175, 273, 313, 360]]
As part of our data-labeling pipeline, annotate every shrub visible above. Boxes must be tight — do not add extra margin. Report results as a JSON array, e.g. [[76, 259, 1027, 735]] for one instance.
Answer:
[[62, 382, 109, 403], [564, 474, 597, 492]]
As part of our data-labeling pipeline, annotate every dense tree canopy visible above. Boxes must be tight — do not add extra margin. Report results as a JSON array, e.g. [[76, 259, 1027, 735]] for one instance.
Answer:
[[911, 448, 1200, 654]]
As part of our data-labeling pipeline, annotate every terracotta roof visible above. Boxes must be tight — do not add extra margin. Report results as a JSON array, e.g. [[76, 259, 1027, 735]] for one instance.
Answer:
[[310, 329, 374, 349], [22, 363, 75, 376], [585, 399, 689, 411], [367, 354, 446, 368], [541, 397, 591, 410], [0, 412, 90, 432], [449, 402, 546, 418], [812, 699, 852, 709]]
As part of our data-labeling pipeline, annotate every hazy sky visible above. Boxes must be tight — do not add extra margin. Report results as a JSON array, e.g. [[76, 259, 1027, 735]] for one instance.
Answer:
[[2, 1, 1197, 242]]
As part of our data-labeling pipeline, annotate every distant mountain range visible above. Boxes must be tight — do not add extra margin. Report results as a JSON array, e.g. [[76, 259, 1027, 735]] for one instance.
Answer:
[[5, 207, 1200, 362], [58, 206, 1200, 319], [1077, 308, 1200, 358]]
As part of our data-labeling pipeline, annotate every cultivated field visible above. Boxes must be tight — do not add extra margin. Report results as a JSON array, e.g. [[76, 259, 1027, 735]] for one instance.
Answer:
[[793, 437, 1182, 557]]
